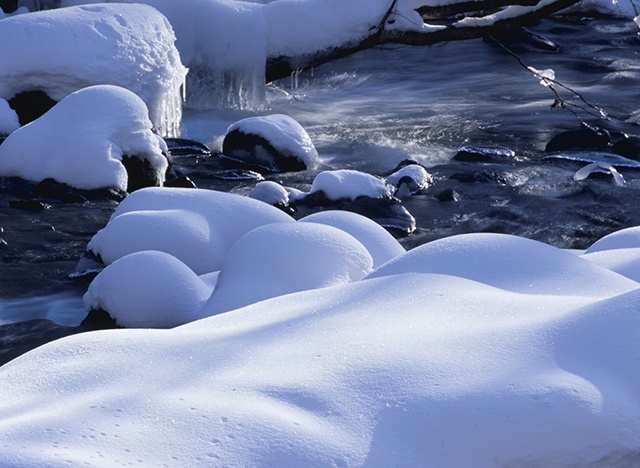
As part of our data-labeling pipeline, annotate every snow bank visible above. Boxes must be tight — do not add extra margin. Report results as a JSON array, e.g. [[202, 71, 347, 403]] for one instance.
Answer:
[[0, 85, 168, 191], [2, 229, 640, 465], [0, 3, 186, 136], [87, 187, 295, 274]]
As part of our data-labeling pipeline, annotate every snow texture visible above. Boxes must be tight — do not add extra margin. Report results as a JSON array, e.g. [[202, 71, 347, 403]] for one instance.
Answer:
[[87, 187, 295, 275], [310, 169, 393, 200], [0, 85, 168, 191], [2, 228, 640, 466], [0, 4, 187, 136]]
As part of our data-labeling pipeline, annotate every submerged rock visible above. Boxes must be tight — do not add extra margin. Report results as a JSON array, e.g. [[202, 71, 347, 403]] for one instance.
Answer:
[[453, 146, 516, 163], [545, 126, 611, 153]]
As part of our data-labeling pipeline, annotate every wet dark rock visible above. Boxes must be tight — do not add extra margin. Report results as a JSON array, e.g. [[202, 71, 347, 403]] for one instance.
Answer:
[[8, 90, 57, 126], [121, 154, 167, 193], [221, 129, 308, 173], [80, 308, 121, 330], [394, 175, 422, 198], [453, 146, 516, 163], [437, 188, 460, 202], [343, 197, 416, 237], [611, 135, 640, 161], [387, 159, 428, 174], [165, 175, 198, 189], [164, 137, 211, 156], [0, 0, 18, 13], [8, 198, 51, 211], [545, 126, 611, 152], [450, 170, 509, 185]]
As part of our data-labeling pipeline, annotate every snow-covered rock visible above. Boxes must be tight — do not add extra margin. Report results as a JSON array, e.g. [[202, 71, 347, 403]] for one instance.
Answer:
[[0, 85, 168, 192], [222, 114, 318, 172], [0, 3, 186, 136], [309, 169, 392, 201], [87, 187, 295, 274]]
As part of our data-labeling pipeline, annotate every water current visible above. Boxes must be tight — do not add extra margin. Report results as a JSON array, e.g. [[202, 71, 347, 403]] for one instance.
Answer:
[[1, 13, 640, 326]]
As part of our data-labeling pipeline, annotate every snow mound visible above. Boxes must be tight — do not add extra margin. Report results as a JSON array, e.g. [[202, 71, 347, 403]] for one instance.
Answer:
[[88, 187, 295, 274], [1, 267, 640, 465], [585, 225, 640, 253], [0, 85, 168, 191], [581, 247, 640, 283], [84, 250, 211, 328], [367, 232, 639, 297], [310, 169, 392, 201], [299, 209, 405, 268], [0, 3, 187, 136], [249, 180, 290, 206], [202, 222, 373, 315]]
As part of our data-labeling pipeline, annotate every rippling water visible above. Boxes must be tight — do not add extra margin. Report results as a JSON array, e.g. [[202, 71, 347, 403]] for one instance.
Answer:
[[1, 13, 639, 324]]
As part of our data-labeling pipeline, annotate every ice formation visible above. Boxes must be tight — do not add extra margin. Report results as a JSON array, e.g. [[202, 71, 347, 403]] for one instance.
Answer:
[[0, 3, 187, 136]]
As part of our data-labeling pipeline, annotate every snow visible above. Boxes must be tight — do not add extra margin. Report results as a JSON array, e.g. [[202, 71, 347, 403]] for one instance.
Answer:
[[310, 169, 393, 200], [2, 0, 640, 465], [2, 228, 640, 465], [0, 85, 168, 191], [0, 3, 186, 136], [87, 187, 295, 275], [202, 222, 373, 316], [248, 180, 290, 205], [299, 210, 406, 268], [226, 114, 319, 169], [0, 98, 19, 135], [84, 250, 211, 328]]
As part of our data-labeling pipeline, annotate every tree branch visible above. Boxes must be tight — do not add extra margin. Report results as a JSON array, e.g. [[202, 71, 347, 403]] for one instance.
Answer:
[[266, 0, 580, 83]]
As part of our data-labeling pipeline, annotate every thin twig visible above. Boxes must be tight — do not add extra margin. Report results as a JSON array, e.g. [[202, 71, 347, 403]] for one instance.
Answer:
[[488, 35, 630, 128]]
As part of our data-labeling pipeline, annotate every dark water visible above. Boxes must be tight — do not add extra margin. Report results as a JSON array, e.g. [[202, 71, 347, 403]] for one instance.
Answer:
[[1, 13, 640, 320]]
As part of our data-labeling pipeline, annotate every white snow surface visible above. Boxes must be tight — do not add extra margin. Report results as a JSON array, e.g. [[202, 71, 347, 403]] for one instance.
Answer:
[[0, 85, 168, 191], [87, 187, 295, 275], [311, 169, 393, 200], [0, 99, 19, 135], [226, 114, 319, 169], [2, 226, 640, 465], [300, 209, 406, 268], [0, 3, 187, 136]]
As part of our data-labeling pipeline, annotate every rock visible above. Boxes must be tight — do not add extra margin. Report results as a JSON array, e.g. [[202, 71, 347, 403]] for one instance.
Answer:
[[450, 170, 509, 185], [121, 154, 169, 193], [8, 90, 57, 126], [343, 197, 416, 237], [8, 198, 51, 211], [437, 188, 460, 202], [221, 114, 318, 173], [386, 163, 433, 197], [545, 126, 611, 153], [164, 137, 211, 156], [453, 146, 516, 162], [611, 135, 640, 161]]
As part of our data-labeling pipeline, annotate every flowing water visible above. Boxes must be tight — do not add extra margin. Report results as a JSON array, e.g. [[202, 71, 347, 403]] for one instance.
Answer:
[[1, 13, 640, 326]]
